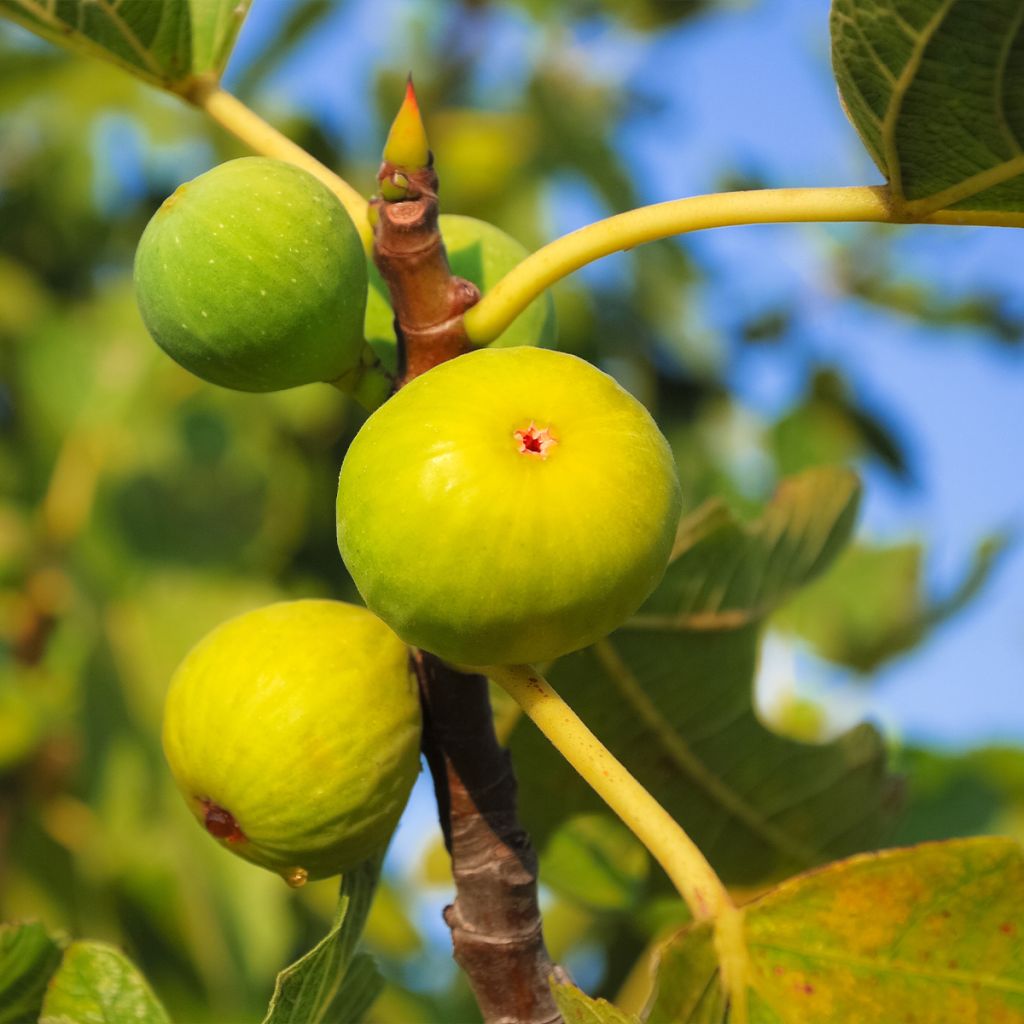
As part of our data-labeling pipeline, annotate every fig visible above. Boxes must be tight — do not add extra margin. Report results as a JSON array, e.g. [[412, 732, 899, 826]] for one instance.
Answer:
[[162, 600, 420, 885], [336, 347, 682, 666], [364, 214, 556, 372], [134, 157, 368, 392]]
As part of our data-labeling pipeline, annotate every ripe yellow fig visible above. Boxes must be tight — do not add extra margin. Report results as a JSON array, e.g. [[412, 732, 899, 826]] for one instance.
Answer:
[[134, 158, 368, 392], [336, 347, 682, 666], [162, 600, 420, 885]]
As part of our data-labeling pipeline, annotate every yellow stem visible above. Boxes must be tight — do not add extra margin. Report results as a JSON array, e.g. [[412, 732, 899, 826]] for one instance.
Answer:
[[462, 184, 1024, 345], [485, 663, 731, 923], [185, 80, 372, 250]]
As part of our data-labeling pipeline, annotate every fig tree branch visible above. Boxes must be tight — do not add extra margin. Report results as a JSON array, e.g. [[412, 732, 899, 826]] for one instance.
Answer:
[[371, 87, 561, 1021], [462, 184, 1024, 345], [184, 80, 372, 249], [416, 654, 565, 1024]]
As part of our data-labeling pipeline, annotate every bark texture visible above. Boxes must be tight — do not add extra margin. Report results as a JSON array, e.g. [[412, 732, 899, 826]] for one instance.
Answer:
[[416, 653, 566, 1024]]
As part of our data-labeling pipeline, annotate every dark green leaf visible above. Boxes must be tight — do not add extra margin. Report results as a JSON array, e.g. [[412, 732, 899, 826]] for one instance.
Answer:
[[39, 941, 170, 1024], [831, 0, 1024, 213], [0, 0, 251, 92], [262, 855, 384, 1024], [648, 837, 1024, 1023], [512, 469, 899, 886], [634, 467, 861, 630], [0, 922, 63, 1024]]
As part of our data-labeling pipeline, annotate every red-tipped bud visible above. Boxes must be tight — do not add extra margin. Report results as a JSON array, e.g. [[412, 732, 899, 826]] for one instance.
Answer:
[[382, 76, 430, 169]]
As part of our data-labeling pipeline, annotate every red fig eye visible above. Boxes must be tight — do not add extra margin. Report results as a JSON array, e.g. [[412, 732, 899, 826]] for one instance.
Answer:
[[514, 423, 557, 457], [203, 801, 247, 844]]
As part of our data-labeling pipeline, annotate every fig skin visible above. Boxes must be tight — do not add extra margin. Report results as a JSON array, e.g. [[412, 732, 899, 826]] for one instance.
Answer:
[[336, 347, 682, 666], [162, 600, 420, 883], [364, 214, 556, 373], [134, 157, 368, 392]]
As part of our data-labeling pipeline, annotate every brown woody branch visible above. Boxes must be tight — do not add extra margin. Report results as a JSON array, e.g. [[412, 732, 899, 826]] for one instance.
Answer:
[[371, 161, 479, 385], [415, 653, 566, 1024], [373, 157, 562, 1022]]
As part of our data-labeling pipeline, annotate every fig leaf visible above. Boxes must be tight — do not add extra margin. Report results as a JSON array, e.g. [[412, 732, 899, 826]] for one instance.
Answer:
[[647, 837, 1024, 1023], [0, 0, 250, 93], [832, 0, 1024, 214], [262, 855, 385, 1024]]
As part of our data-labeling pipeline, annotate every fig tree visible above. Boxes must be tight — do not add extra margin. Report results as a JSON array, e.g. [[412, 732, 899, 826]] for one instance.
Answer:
[[162, 600, 420, 885], [336, 347, 682, 666], [134, 157, 369, 392]]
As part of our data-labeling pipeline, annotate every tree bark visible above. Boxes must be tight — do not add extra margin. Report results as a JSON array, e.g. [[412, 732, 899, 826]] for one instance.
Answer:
[[416, 653, 565, 1024]]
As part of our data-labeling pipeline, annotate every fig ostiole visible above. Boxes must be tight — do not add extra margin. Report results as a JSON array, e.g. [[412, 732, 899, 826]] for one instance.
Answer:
[[162, 600, 421, 885], [336, 347, 682, 666], [364, 213, 556, 373], [134, 157, 370, 393]]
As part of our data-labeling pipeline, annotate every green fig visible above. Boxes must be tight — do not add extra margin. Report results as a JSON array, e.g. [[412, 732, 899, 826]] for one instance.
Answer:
[[336, 347, 681, 666], [134, 157, 368, 392], [364, 214, 556, 373], [162, 600, 420, 885]]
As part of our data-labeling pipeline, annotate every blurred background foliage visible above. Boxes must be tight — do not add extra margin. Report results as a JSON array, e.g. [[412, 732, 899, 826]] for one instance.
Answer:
[[1, 0, 1022, 1021]]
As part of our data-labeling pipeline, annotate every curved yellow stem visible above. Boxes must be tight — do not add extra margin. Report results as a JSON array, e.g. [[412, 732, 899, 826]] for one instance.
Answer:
[[485, 663, 731, 923], [186, 80, 372, 250], [462, 185, 1024, 345]]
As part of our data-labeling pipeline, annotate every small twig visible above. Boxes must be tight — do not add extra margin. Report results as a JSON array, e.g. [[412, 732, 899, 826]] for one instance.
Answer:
[[371, 161, 479, 385], [415, 653, 565, 1024]]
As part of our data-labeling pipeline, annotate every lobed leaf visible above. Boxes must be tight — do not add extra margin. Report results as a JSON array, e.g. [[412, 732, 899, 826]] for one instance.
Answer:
[[775, 533, 1010, 673], [38, 941, 170, 1024], [647, 836, 1024, 1023], [262, 855, 384, 1024], [0, 0, 250, 92], [512, 468, 899, 886], [634, 467, 861, 631], [0, 922, 63, 1024], [831, 0, 1024, 214]]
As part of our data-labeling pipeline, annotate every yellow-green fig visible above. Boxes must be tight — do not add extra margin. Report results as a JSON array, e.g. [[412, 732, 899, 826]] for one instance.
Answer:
[[162, 600, 420, 885], [336, 347, 682, 666], [134, 157, 368, 392]]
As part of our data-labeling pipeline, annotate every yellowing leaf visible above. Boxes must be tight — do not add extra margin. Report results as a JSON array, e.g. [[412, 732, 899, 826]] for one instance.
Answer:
[[648, 837, 1024, 1023]]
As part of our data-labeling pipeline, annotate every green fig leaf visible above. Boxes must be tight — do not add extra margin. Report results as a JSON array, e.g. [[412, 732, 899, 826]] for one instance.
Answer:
[[542, 814, 650, 912], [647, 837, 1024, 1023], [551, 982, 641, 1024], [892, 745, 1024, 846], [0, 0, 251, 93], [512, 468, 899, 885], [262, 855, 385, 1024], [831, 0, 1024, 214], [0, 922, 63, 1024], [634, 467, 861, 630], [38, 941, 170, 1024], [774, 533, 1010, 673]]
